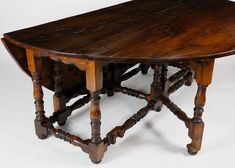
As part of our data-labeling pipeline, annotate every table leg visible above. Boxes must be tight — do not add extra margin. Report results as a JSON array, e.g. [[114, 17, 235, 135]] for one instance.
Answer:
[[161, 64, 168, 90], [26, 49, 49, 139], [140, 64, 150, 74], [187, 60, 214, 155], [85, 60, 107, 163], [150, 64, 164, 111], [53, 62, 66, 126]]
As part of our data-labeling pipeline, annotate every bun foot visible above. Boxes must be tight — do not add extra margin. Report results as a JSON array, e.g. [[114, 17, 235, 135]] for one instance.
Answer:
[[88, 142, 107, 164], [58, 121, 66, 126], [107, 91, 114, 97], [34, 119, 49, 140], [187, 144, 198, 155], [91, 160, 102, 164], [156, 106, 162, 112], [36, 134, 48, 140]]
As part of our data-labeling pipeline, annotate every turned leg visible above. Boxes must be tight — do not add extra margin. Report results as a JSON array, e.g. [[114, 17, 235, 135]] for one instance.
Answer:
[[187, 85, 206, 155], [26, 49, 49, 139], [185, 70, 195, 86], [104, 64, 114, 97], [85, 60, 107, 163], [161, 64, 168, 90], [150, 64, 164, 111], [187, 60, 214, 155], [53, 62, 66, 126], [140, 64, 150, 75]]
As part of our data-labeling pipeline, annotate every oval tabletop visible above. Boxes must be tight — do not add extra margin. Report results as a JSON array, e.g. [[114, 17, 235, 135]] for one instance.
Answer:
[[3, 0, 235, 63]]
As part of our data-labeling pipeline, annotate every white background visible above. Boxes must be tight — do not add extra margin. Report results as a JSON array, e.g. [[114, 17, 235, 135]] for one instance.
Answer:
[[1, 0, 235, 167]]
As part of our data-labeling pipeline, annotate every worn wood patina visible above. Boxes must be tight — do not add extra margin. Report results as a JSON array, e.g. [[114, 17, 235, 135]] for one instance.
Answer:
[[2, 0, 235, 164]]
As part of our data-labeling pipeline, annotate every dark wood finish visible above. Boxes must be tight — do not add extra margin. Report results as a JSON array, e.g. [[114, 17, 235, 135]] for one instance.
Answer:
[[104, 103, 154, 146], [164, 66, 191, 96], [2, 0, 235, 164], [2, 38, 87, 96], [47, 124, 89, 149], [3, 0, 235, 63], [89, 92, 102, 144], [49, 95, 90, 124], [120, 65, 142, 82], [150, 64, 164, 111], [167, 71, 191, 94], [161, 64, 168, 89], [186, 60, 214, 155], [115, 86, 149, 100], [185, 71, 195, 86], [140, 64, 150, 75], [85, 60, 106, 163], [2, 39, 134, 101], [53, 62, 67, 126]]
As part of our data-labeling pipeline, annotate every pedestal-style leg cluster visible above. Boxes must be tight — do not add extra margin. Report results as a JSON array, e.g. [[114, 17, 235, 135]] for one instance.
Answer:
[[26, 49, 215, 163]]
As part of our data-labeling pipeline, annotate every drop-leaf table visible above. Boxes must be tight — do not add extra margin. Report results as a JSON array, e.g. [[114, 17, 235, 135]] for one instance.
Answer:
[[2, 0, 235, 163]]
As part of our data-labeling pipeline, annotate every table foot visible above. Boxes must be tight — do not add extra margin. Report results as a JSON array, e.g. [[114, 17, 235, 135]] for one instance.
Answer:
[[187, 121, 204, 155], [155, 107, 162, 112], [107, 91, 114, 97], [88, 142, 107, 164], [34, 119, 49, 140], [187, 144, 198, 155], [58, 121, 66, 126]]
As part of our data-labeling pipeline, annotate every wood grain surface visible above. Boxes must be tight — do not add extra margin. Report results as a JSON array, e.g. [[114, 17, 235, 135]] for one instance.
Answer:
[[3, 0, 235, 63]]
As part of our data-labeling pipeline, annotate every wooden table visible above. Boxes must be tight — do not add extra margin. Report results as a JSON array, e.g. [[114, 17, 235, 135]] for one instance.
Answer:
[[2, 0, 235, 163]]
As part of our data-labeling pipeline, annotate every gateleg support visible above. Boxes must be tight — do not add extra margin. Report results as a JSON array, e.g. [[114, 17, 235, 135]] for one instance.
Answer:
[[53, 62, 67, 126], [85, 60, 107, 163], [186, 59, 214, 155], [26, 49, 49, 139]]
